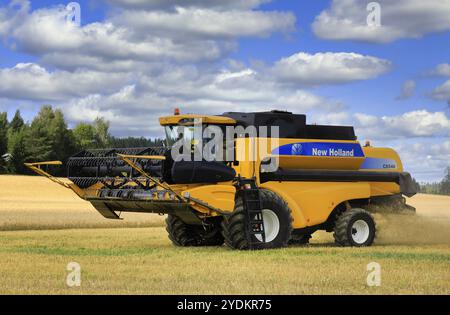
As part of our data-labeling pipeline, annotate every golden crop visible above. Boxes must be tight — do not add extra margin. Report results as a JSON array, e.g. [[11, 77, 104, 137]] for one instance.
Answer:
[[0, 175, 449, 294]]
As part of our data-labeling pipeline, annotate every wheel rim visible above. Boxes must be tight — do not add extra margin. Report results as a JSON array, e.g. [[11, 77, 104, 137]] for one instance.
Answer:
[[351, 219, 370, 244], [255, 209, 280, 243]]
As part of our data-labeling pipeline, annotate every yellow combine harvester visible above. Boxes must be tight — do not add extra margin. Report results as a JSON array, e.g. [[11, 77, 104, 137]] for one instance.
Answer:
[[26, 110, 416, 249]]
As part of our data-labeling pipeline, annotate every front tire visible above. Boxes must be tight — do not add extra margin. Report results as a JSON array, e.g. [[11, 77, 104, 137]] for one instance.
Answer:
[[333, 208, 376, 247], [222, 189, 293, 250], [166, 215, 224, 247]]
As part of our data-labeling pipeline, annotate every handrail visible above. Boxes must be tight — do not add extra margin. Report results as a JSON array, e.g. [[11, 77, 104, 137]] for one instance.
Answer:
[[24, 161, 70, 188]]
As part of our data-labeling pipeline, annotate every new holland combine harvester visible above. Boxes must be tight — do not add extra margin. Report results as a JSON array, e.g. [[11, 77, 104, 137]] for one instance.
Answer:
[[26, 110, 416, 250]]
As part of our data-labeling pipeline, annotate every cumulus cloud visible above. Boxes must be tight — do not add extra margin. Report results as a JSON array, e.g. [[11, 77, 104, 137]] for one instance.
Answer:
[[430, 80, 450, 102], [427, 64, 450, 103], [0, 0, 29, 37], [353, 110, 450, 140], [0, 63, 129, 101], [113, 7, 295, 40], [312, 0, 450, 43], [429, 63, 450, 77], [107, 0, 270, 10], [40, 53, 155, 73], [272, 52, 391, 86], [310, 111, 351, 126], [0, 0, 294, 71], [396, 80, 416, 100], [61, 66, 344, 136], [394, 140, 450, 182], [312, 110, 450, 140], [1, 50, 374, 133], [4, 5, 227, 65]]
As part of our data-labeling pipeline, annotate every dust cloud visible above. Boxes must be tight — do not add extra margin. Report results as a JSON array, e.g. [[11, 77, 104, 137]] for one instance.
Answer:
[[374, 212, 450, 245]]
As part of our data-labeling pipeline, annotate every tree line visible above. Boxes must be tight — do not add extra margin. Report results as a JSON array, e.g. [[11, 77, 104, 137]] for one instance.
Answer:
[[416, 168, 450, 196], [0, 105, 163, 175]]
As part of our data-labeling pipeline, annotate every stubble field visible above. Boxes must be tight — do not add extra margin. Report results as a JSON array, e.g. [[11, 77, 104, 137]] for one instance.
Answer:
[[0, 175, 449, 294]]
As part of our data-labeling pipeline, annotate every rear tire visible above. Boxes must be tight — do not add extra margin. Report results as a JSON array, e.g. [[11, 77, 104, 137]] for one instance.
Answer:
[[222, 189, 293, 250], [165, 215, 224, 247], [333, 208, 376, 247]]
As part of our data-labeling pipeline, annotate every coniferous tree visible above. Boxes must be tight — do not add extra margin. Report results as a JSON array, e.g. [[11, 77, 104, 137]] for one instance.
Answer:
[[27, 106, 77, 173], [93, 117, 111, 148], [48, 109, 77, 162], [9, 110, 24, 132], [7, 125, 29, 174], [0, 112, 8, 173], [27, 106, 54, 162], [0, 112, 8, 156], [440, 167, 450, 195], [109, 136, 164, 148], [411, 177, 421, 193]]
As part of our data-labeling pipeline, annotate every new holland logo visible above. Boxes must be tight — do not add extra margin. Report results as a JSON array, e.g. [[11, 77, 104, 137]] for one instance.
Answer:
[[291, 143, 303, 155]]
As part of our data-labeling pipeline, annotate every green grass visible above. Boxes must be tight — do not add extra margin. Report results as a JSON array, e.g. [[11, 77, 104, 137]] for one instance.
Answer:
[[0, 227, 449, 295]]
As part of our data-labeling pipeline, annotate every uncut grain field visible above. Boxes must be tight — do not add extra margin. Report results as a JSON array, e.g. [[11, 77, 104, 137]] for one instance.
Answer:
[[0, 175, 449, 294]]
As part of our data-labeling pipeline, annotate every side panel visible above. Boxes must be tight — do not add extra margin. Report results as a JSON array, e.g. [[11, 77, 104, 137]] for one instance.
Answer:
[[369, 182, 401, 197], [233, 138, 366, 179], [184, 184, 236, 213], [360, 147, 404, 196], [361, 147, 404, 172], [261, 181, 371, 228]]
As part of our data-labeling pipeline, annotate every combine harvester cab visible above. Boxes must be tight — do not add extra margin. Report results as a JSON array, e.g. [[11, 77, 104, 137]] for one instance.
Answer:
[[26, 110, 417, 250]]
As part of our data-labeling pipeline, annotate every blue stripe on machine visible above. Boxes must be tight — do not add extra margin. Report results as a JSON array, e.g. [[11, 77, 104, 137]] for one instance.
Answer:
[[360, 157, 397, 169], [272, 142, 365, 158]]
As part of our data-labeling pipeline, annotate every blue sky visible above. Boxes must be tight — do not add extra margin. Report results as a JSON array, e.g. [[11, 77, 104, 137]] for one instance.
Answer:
[[0, 0, 449, 181]]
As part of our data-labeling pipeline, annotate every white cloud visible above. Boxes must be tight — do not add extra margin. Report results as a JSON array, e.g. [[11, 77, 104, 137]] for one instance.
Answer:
[[313, 0, 450, 43], [311, 111, 351, 126], [113, 7, 295, 40], [353, 110, 450, 140], [394, 140, 450, 182], [107, 0, 270, 10], [0, 0, 29, 37], [0, 63, 128, 101], [6, 6, 227, 65], [63, 85, 167, 135], [353, 113, 379, 127], [430, 80, 450, 102], [272, 52, 391, 85], [61, 66, 344, 136], [0, 1, 298, 81], [40, 53, 154, 72], [427, 64, 450, 103], [429, 63, 450, 77], [0, 1, 294, 71], [0, 50, 385, 119], [396, 80, 416, 100]]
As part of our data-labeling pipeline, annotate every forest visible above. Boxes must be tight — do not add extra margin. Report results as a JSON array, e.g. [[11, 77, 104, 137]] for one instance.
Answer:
[[0, 105, 163, 175]]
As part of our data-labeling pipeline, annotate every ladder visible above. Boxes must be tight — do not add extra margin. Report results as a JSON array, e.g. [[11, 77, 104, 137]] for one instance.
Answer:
[[240, 181, 266, 249]]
